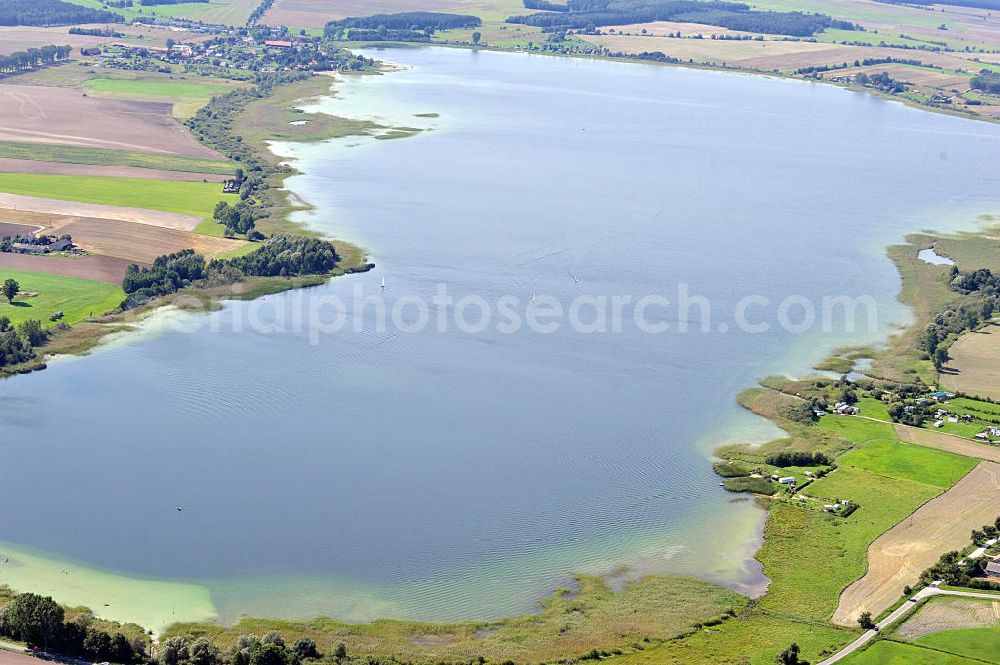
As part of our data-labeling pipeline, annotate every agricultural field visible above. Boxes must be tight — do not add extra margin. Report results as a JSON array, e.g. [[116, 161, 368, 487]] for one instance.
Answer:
[[943, 323, 1000, 400], [841, 639, 984, 664], [894, 424, 1000, 463], [263, 0, 527, 28], [0, 141, 232, 177], [895, 596, 1000, 641], [0, 26, 107, 56], [0, 83, 221, 158], [0, 252, 131, 284], [84, 77, 247, 119], [914, 625, 1000, 662], [64, 0, 262, 25], [41, 215, 245, 265], [0, 173, 234, 222], [0, 268, 124, 326], [832, 461, 1000, 626], [0, 157, 228, 182]]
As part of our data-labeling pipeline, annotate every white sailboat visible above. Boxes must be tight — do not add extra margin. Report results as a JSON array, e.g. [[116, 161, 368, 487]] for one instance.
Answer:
[[381, 276, 386, 290]]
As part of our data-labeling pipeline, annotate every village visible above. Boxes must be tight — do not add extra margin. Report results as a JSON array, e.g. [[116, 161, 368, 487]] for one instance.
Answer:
[[90, 23, 364, 77]]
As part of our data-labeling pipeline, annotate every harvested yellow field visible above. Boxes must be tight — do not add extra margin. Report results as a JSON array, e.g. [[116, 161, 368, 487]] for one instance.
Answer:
[[41, 215, 244, 264], [943, 323, 1000, 401], [894, 424, 1000, 463], [832, 462, 1000, 626], [833, 64, 970, 90]]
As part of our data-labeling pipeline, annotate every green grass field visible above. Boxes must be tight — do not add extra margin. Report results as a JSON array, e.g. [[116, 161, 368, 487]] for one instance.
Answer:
[[915, 626, 1000, 663], [0, 174, 235, 219], [816, 413, 896, 443], [0, 141, 233, 176], [843, 639, 985, 664], [65, 0, 260, 25], [0, 269, 124, 327], [85, 77, 244, 118], [835, 439, 976, 489], [612, 611, 855, 665]]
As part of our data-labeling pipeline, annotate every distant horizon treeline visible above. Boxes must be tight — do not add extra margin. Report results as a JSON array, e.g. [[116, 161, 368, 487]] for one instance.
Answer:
[[324, 11, 481, 39], [506, 0, 855, 37], [0, 0, 122, 26]]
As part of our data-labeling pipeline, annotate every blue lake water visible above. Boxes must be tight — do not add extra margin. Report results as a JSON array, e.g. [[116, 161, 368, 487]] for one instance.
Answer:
[[2, 47, 1000, 626]]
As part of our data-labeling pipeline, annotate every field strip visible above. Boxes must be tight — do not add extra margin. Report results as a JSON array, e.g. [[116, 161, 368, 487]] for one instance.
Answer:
[[0, 157, 228, 183], [0, 252, 131, 284], [832, 461, 1000, 626], [895, 424, 1000, 463], [0, 194, 200, 231]]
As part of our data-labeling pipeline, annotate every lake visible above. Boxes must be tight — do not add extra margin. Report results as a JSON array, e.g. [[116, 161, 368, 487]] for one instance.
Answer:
[[2, 46, 1000, 629]]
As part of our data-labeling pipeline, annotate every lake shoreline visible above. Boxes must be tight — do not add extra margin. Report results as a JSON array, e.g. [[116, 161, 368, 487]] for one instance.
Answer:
[[3, 45, 1000, 664]]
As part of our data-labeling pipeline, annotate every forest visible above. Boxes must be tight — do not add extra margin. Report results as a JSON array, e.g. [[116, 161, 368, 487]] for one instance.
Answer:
[[0, 0, 123, 26], [121, 237, 341, 310], [972, 70, 1000, 94], [506, 0, 853, 36]]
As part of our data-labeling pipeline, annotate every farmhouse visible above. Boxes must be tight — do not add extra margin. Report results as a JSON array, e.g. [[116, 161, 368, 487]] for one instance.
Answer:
[[932, 391, 956, 401], [986, 558, 1000, 577], [11, 237, 73, 254], [264, 40, 294, 49], [778, 476, 796, 485]]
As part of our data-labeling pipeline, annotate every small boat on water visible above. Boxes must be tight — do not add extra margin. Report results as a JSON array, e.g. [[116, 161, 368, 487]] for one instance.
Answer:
[[530, 291, 537, 304], [381, 276, 386, 290]]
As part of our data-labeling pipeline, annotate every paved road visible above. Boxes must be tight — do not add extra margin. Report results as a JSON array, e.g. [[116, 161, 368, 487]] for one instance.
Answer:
[[817, 585, 1000, 664]]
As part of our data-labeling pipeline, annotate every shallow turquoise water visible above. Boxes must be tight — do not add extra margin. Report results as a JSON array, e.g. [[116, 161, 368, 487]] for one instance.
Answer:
[[2, 47, 1000, 626]]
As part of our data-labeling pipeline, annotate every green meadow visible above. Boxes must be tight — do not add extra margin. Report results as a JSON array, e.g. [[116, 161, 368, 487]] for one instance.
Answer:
[[0, 269, 124, 327], [64, 0, 260, 25], [835, 439, 976, 489], [0, 140, 233, 175], [85, 78, 245, 118], [0, 174, 235, 218], [843, 640, 985, 664], [915, 626, 1000, 663]]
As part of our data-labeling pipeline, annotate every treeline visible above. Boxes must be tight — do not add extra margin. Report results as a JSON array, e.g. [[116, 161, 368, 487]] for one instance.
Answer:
[[0, 0, 123, 26], [248, 0, 275, 26], [0, 316, 44, 368], [795, 56, 932, 75], [921, 266, 1000, 369], [324, 11, 481, 37], [141, 0, 208, 5], [120, 237, 340, 310], [524, 0, 570, 10], [505, 0, 852, 37], [0, 44, 72, 76], [764, 451, 830, 467], [972, 71, 1000, 94], [186, 71, 310, 172], [69, 27, 124, 37], [0, 593, 146, 662]]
